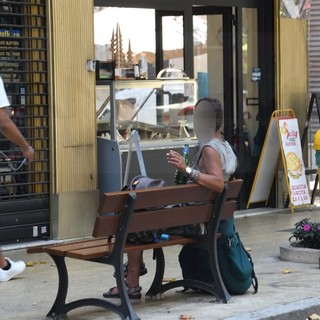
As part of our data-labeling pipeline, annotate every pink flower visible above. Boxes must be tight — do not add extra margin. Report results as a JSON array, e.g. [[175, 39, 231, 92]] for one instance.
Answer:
[[303, 224, 311, 232]]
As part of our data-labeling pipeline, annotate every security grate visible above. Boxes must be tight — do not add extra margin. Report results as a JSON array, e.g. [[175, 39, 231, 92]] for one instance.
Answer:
[[0, 0, 49, 244]]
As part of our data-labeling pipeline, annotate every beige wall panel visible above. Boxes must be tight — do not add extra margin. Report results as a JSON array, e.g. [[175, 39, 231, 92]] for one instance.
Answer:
[[52, 190, 99, 239], [58, 146, 96, 190], [49, 0, 97, 239], [50, 0, 96, 193], [278, 18, 308, 129]]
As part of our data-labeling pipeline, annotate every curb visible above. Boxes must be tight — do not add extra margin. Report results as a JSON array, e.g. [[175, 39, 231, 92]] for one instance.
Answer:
[[279, 242, 320, 264], [224, 296, 320, 320]]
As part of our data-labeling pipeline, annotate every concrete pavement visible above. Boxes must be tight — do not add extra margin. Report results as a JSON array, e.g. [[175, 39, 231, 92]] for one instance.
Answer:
[[1, 207, 320, 320]]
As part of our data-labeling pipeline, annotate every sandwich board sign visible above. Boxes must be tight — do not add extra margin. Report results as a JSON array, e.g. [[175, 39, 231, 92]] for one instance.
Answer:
[[278, 117, 310, 207], [247, 109, 310, 212]]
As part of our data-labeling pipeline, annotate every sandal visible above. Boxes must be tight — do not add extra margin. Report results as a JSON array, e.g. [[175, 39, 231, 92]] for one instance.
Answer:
[[103, 284, 142, 300], [113, 261, 148, 278]]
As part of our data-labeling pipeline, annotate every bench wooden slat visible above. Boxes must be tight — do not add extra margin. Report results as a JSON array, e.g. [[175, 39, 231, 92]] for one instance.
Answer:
[[98, 180, 242, 215], [93, 203, 213, 237], [45, 238, 112, 256], [224, 179, 243, 199], [66, 236, 197, 260], [220, 200, 237, 220], [93, 200, 237, 238], [66, 243, 113, 260], [98, 183, 219, 214], [26, 238, 108, 254]]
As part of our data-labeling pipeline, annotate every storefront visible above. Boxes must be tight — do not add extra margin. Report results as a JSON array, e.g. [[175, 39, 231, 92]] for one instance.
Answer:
[[94, 0, 275, 209], [0, 0, 310, 243]]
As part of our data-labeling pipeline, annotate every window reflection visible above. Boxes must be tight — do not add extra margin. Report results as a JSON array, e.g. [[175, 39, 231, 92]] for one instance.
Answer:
[[280, 0, 310, 19], [96, 80, 198, 142], [242, 8, 259, 158], [94, 7, 197, 143], [94, 7, 156, 79], [162, 15, 184, 70], [193, 15, 223, 103]]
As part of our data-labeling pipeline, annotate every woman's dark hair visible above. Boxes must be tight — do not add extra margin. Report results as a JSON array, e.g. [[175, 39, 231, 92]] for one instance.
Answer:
[[194, 97, 223, 131]]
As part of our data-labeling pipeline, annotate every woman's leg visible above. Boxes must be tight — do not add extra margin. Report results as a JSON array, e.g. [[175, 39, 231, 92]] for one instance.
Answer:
[[103, 250, 143, 298], [0, 251, 8, 268], [126, 251, 143, 287]]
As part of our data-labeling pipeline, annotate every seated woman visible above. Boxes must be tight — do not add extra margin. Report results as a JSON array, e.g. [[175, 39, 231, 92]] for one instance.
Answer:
[[103, 97, 238, 299]]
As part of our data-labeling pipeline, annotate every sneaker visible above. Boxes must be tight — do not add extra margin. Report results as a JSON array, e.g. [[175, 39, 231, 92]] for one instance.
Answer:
[[0, 258, 26, 282]]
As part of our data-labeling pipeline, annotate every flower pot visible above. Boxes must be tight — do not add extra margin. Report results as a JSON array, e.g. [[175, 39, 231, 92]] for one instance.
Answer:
[[280, 242, 320, 264]]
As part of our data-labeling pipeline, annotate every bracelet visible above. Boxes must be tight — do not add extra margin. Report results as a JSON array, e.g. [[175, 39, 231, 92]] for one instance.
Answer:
[[189, 169, 200, 183]]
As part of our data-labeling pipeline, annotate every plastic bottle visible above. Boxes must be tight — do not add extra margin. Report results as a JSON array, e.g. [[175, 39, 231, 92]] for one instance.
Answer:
[[175, 144, 190, 184]]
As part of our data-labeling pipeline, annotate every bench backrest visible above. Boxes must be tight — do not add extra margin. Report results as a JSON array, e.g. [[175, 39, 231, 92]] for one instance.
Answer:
[[93, 179, 243, 238]]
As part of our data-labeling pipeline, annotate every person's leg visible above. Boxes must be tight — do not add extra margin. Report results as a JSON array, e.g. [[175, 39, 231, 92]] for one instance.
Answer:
[[122, 259, 148, 277], [125, 251, 142, 288], [0, 251, 8, 268], [103, 250, 142, 299], [0, 250, 26, 282]]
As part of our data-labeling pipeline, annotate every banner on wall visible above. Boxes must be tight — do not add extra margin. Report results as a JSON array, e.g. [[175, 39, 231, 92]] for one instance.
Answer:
[[278, 118, 310, 206]]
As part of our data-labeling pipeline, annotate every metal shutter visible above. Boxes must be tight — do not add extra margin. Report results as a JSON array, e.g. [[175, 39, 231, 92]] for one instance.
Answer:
[[0, 0, 50, 244]]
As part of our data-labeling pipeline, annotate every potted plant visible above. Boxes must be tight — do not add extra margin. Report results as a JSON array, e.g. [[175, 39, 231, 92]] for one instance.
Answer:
[[289, 218, 320, 249]]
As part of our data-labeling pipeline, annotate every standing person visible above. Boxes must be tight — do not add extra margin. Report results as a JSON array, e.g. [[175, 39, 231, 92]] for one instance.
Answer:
[[103, 97, 237, 299], [0, 76, 34, 282]]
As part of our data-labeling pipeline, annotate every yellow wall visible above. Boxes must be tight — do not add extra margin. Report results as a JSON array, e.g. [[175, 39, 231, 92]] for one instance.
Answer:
[[48, 0, 99, 239], [274, 6, 309, 206], [276, 17, 308, 127]]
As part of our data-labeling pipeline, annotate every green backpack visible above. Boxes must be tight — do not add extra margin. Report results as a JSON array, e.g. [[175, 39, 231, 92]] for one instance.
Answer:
[[217, 230, 258, 294], [179, 218, 258, 295]]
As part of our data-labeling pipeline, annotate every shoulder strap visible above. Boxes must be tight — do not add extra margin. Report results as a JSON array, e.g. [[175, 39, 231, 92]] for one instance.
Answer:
[[191, 148, 202, 168], [240, 241, 258, 294], [191, 139, 223, 168]]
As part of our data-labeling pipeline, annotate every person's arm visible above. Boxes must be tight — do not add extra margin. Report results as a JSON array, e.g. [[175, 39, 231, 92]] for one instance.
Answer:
[[196, 146, 224, 192], [167, 146, 224, 192], [0, 108, 34, 163]]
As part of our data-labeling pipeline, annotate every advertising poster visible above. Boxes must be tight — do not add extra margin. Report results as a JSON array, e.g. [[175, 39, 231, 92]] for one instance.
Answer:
[[278, 118, 310, 206], [0, 28, 22, 83]]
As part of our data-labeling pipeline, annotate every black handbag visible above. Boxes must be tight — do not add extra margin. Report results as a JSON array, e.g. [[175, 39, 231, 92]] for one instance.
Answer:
[[124, 175, 165, 245]]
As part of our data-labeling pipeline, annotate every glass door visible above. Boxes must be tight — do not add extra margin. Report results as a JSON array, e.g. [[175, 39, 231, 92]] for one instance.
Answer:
[[155, 10, 185, 76], [193, 6, 259, 208], [192, 7, 234, 143]]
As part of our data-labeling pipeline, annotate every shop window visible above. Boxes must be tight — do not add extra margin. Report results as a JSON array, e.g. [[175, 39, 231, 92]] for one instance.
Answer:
[[94, 7, 196, 144], [94, 7, 156, 79], [161, 15, 184, 70]]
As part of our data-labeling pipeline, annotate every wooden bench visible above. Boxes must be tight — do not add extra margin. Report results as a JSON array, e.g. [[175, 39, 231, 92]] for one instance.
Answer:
[[27, 179, 243, 320]]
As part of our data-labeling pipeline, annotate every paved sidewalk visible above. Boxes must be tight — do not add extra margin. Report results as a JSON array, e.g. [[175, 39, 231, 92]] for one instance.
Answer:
[[1, 207, 320, 320]]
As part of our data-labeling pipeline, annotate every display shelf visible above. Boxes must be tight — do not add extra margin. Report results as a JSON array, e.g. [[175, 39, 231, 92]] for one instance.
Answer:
[[96, 79, 198, 145]]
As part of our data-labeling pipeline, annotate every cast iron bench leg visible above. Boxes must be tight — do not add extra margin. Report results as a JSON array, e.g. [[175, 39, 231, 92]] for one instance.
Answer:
[[47, 255, 68, 319], [145, 248, 165, 298], [145, 247, 230, 302], [207, 246, 231, 303], [47, 254, 140, 320], [113, 257, 141, 320]]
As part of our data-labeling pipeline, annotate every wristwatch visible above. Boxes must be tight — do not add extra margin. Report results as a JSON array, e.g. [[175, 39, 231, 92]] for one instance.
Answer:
[[185, 166, 192, 175]]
